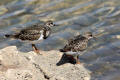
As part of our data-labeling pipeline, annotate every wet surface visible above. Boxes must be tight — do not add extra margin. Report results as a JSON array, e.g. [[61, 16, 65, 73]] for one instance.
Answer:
[[0, 0, 120, 80]]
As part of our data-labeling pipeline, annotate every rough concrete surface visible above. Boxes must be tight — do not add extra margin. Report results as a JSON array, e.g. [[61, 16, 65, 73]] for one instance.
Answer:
[[0, 46, 91, 80]]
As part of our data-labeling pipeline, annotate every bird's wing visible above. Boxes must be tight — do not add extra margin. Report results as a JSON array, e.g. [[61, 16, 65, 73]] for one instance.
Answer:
[[73, 38, 88, 51], [67, 35, 83, 44], [20, 29, 40, 34], [18, 29, 42, 41], [63, 36, 88, 52]]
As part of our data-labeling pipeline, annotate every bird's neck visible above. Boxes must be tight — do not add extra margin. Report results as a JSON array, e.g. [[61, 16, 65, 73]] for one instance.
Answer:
[[83, 35, 91, 40], [87, 37, 92, 40], [44, 26, 51, 30]]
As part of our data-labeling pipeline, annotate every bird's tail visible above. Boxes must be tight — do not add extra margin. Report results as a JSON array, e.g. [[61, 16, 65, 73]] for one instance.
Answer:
[[59, 49, 66, 52], [4, 34, 18, 39]]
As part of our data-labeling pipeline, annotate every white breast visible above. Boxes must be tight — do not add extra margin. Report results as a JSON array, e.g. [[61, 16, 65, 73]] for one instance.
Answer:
[[65, 51, 85, 56], [46, 31, 50, 37], [65, 51, 79, 56], [38, 30, 44, 40], [38, 34, 44, 40]]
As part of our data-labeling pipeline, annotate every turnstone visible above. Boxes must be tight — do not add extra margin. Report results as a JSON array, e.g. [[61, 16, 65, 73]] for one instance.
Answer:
[[5, 20, 57, 54], [60, 32, 95, 64]]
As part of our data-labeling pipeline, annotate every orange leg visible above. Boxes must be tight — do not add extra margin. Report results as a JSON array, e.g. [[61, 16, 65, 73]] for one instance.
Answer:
[[75, 56, 80, 64], [32, 44, 40, 54]]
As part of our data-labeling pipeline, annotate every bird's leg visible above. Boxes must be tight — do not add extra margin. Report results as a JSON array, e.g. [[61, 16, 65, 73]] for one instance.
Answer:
[[32, 44, 40, 54], [75, 55, 80, 64]]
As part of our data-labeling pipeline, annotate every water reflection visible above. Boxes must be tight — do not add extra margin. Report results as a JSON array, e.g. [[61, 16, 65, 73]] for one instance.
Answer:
[[0, 0, 120, 80]]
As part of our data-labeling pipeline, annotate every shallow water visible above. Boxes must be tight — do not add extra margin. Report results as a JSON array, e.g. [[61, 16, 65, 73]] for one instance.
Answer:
[[0, 0, 120, 80]]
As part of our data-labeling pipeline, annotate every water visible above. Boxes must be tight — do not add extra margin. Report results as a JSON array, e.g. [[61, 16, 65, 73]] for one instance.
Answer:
[[0, 0, 120, 80]]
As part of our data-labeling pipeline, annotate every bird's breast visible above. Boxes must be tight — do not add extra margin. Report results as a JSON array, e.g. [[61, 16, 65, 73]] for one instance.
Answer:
[[38, 30, 44, 40], [38, 34, 44, 40], [65, 51, 80, 57]]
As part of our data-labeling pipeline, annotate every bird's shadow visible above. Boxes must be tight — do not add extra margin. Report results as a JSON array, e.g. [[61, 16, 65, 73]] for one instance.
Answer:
[[56, 53, 76, 66]]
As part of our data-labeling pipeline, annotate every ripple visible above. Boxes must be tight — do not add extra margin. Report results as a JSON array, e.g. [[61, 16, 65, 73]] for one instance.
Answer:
[[0, 0, 120, 80]]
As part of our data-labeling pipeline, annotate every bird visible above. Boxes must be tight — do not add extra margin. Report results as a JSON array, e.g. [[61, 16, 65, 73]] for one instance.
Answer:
[[59, 32, 95, 64], [5, 20, 57, 54]]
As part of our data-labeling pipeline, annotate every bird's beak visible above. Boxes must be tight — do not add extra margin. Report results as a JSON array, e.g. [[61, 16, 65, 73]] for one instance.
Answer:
[[93, 36, 97, 38], [93, 32, 103, 40], [92, 35, 97, 40], [53, 24, 59, 26]]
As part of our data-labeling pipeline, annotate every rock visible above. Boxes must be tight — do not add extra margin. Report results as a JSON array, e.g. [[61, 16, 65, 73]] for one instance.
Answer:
[[0, 46, 91, 80], [0, 46, 45, 80]]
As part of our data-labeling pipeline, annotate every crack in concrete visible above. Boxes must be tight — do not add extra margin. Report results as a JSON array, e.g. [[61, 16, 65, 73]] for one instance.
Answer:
[[33, 63, 50, 80]]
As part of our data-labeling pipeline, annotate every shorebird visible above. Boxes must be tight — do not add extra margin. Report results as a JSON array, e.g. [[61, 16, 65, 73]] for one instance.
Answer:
[[5, 20, 57, 54], [60, 32, 95, 64]]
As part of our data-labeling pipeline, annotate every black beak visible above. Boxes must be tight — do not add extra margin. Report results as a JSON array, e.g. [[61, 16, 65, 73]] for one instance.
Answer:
[[93, 35, 97, 40], [53, 24, 59, 26]]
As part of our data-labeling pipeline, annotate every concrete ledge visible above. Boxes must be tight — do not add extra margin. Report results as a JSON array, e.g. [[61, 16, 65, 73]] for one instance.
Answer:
[[0, 46, 91, 80]]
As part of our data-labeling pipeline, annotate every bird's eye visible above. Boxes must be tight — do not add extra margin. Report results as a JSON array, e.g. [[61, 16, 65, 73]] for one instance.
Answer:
[[90, 34, 92, 36], [50, 22, 53, 24]]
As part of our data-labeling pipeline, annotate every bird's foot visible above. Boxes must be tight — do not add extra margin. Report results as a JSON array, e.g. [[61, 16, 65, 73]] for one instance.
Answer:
[[76, 61, 85, 66], [34, 49, 42, 55], [32, 44, 42, 55], [76, 61, 81, 64]]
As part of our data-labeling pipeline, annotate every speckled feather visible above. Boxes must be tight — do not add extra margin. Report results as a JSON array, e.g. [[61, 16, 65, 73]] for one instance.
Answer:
[[61, 35, 89, 52], [9, 23, 51, 41]]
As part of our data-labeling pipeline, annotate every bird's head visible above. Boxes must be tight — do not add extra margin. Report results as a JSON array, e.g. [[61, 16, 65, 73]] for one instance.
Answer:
[[84, 32, 94, 40], [45, 20, 57, 28]]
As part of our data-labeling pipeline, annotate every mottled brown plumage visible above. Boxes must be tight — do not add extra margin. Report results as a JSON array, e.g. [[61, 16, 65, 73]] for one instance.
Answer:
[[60, 32, 94, 64], [62, 35, 88, 52], [5, 20, 56, 54]]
